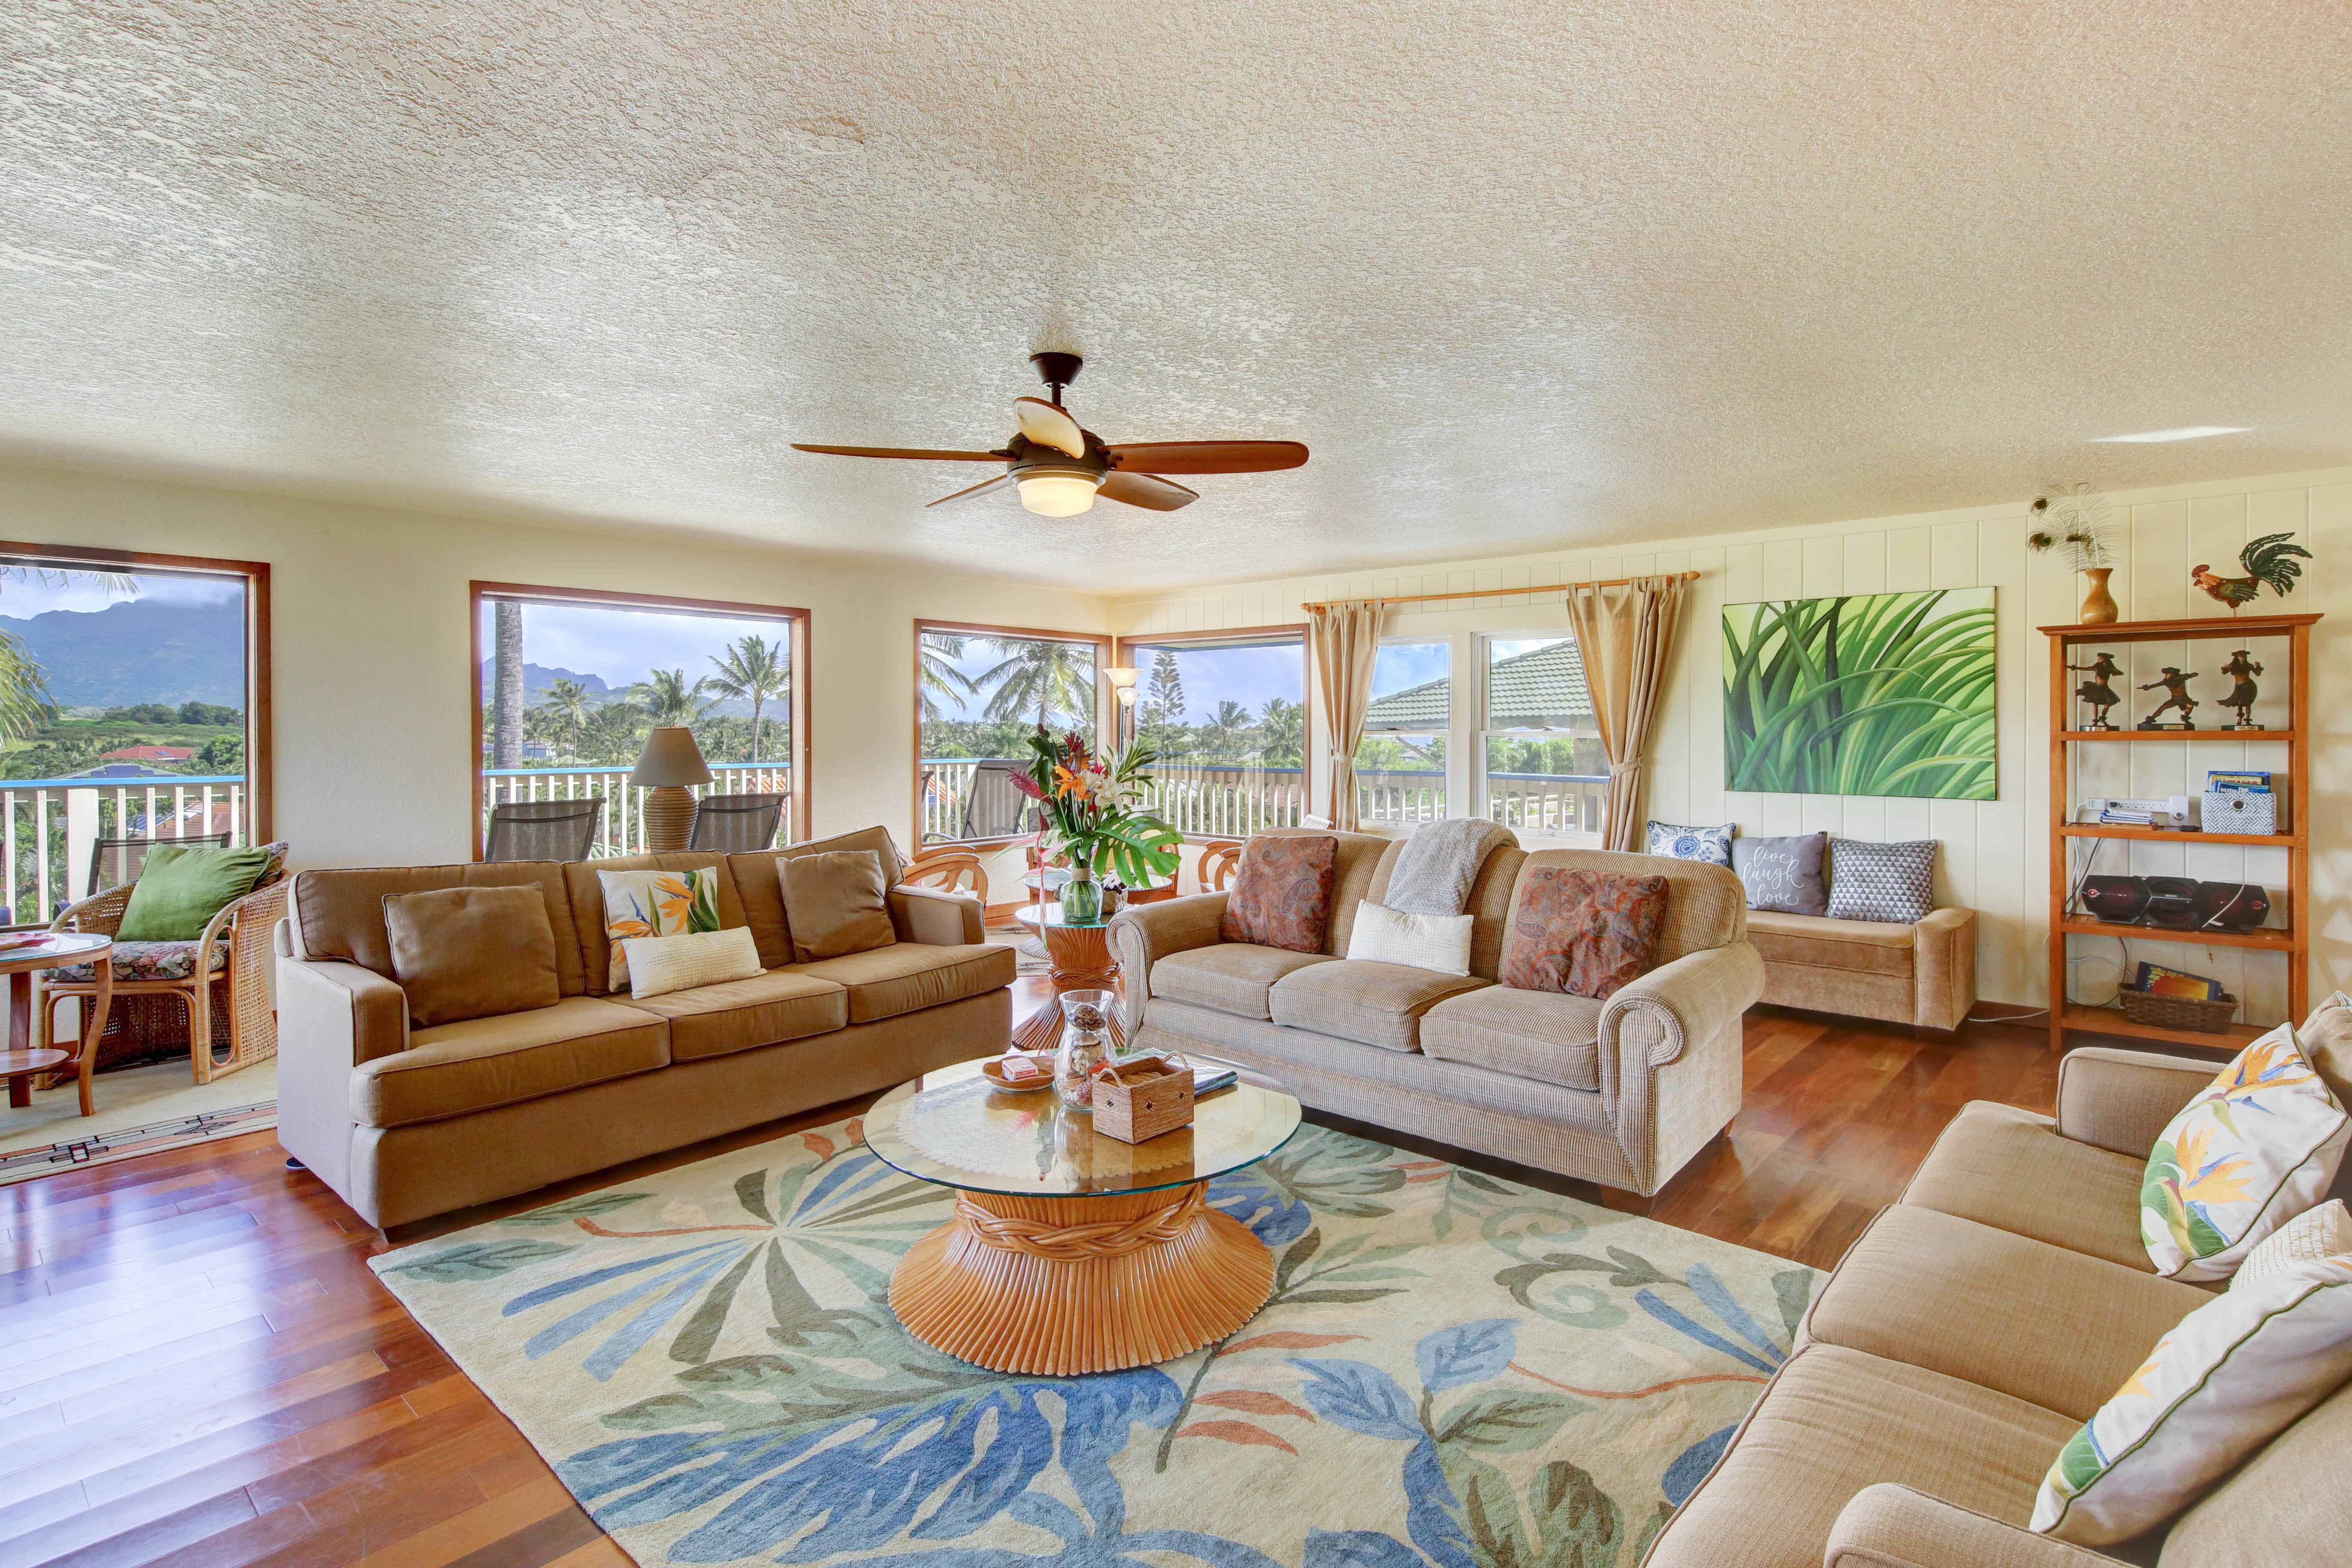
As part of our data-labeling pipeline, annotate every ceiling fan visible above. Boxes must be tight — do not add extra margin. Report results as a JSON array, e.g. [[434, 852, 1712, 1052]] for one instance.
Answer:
[[791, 352, 1308, 518]]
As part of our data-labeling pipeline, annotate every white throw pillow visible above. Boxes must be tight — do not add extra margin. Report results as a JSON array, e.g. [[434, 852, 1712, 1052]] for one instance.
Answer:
[[621, 926, 763, 1001], [2234, 1198, 2352, 1287], [2031, 1254, 2352, 1544], [1345, 901, 1474, 976], [2140, 1022, 2350, 1281]]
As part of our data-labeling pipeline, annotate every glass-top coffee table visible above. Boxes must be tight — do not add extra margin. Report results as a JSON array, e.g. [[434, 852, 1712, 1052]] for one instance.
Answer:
[[865, 1056, 1302, 1375]]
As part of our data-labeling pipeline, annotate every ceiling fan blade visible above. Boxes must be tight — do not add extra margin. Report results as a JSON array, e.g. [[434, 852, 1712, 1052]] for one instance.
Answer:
[[1098, 471, 1199, 511], [925, 474, 1016, 508], [1014, 397, 1087, 458], [791, 444, 1006, 461], [1106, 440, 1308, 474]]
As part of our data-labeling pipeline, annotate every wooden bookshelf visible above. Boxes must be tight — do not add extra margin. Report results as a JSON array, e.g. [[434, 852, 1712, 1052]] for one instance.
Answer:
[[2043, 611, 2318, 1054]]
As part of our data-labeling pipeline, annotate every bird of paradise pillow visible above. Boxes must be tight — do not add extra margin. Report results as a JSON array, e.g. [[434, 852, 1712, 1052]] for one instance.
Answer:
[[597, 868, 723, 990], [2140, 1021, 2350, 1282]]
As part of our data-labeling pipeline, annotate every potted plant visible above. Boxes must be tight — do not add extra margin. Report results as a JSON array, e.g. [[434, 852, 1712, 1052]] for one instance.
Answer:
[[2029, 486, 2120, 624], [1011, 727, 1182, 922]]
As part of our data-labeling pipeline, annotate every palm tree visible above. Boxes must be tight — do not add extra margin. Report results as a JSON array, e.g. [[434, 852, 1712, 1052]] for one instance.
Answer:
[[632, 668, 712, 729], [1205, 699, 1253, 757], [919, 632, 977, 723], [579, 701, 647, 766], [1258, 697, 1305, 766], [535, 678, 596, 758], [977, 638, 1095, 732], [707, 635, 790, 763]]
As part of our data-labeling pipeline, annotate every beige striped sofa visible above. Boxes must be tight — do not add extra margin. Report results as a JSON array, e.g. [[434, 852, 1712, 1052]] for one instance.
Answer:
[[1644, 1041, 2352, 1566], [1108, 830, 1765, 1201]]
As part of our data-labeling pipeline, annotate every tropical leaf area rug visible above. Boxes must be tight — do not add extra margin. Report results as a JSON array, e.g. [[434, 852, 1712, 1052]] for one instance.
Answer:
[[371, 1117, 1819, 1568]]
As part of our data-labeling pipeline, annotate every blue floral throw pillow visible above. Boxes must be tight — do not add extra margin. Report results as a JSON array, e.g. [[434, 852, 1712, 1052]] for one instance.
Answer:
[[1647, 820, 1734, 867]]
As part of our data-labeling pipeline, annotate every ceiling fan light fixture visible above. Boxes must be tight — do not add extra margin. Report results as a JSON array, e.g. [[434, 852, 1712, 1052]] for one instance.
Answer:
[[1016, 470, 1101, 517]]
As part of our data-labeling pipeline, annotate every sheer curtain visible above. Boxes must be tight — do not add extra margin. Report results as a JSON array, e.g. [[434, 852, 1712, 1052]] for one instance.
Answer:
[[1563, 575, 1688, 851], [1309, 600, 1383, 831]]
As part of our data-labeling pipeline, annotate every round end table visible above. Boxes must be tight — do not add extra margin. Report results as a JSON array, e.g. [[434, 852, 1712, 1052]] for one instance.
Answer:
[[866, 1058, 1302, 1375], [0, 932, 113, 1115]]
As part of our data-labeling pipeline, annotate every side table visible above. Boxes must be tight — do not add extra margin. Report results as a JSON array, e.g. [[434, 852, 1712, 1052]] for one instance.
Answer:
[[1009, 903, 1125, 1055], [0, 933, 113, 1115]]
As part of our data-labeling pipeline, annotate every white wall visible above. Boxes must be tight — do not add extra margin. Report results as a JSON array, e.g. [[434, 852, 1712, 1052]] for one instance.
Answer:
[[0, 461, 1108, 869], [1111, 467, 2352, 1013]]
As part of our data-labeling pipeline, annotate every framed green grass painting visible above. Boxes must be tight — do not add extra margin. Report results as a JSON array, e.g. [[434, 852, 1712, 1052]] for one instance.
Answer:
[[1723, 588, 1997, 800]]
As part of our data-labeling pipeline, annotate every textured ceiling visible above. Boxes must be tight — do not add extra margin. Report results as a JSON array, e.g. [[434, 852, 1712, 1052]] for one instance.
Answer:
[[7, 3, 2352, 591]]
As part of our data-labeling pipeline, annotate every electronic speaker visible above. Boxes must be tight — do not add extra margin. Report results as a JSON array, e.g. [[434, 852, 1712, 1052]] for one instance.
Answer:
[[2081, 876, 2151, 923], [2193, 882, 2271, 932], [2143, 876, 2202, 928]]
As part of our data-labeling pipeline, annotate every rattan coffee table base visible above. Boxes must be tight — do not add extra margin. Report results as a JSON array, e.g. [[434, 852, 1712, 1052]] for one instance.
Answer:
[[888, 1181, 1274, 1375]]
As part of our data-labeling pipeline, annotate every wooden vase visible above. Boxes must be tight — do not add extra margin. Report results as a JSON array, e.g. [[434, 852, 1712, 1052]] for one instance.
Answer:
[[642, 785, 696, 852], [2078, 567, 2119, 625]]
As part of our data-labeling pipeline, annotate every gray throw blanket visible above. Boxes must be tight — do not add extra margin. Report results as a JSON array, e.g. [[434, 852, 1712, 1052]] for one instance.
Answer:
[[1384, 818, 1513, 916]]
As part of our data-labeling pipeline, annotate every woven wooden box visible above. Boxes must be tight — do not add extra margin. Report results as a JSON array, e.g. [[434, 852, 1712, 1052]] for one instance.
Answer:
[[1091, 1055, 1195, 1144], [2118, 986, 2240, 1036]]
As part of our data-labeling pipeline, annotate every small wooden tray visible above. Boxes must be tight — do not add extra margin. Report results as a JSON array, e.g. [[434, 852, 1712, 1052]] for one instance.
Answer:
[[981, 1053, 1056, 1093], [1092, 1054, 1196, 1144]]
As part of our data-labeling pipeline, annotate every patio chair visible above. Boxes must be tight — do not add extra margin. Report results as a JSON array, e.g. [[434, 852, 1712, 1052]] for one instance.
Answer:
[[91, 832, 230, 894], [40, 839, 292, 1087], [485, 798, 603, 862], [687, 792, 784, 852], [961, 760, 1039, 840]]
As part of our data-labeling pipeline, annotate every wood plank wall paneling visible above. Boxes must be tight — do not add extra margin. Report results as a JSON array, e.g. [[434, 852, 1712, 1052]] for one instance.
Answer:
[[1111, 472, 2352, 1016]]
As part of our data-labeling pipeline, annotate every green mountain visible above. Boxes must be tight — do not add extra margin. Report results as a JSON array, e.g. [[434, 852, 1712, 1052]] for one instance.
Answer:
[[0, 598, 245, 707]]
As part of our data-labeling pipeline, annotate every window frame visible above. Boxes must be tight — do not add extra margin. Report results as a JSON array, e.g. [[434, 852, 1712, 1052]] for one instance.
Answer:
[[914, 619, 1111, 851], [1475, 629, 1606, 845], [1113, 624, 1311, 842], [469, 581, 811, 861], [0, 539, 273, 847]]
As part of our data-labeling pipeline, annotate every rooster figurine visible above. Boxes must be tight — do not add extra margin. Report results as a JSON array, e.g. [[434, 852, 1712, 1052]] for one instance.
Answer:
[[2192, 532, 2312, 611]]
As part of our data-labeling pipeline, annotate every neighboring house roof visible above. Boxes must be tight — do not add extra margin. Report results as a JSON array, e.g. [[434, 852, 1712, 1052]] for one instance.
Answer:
[[1363, 638, 1595, 731], [99, 745, 193, 762], [67, 762, 185, 780]]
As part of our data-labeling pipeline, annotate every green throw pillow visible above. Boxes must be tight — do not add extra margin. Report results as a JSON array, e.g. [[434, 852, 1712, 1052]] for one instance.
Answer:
[[116, 844, 276, 941]]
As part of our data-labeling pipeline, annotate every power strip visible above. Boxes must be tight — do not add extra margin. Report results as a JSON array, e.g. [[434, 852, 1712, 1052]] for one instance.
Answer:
[[2080, 797, 2176, 818]]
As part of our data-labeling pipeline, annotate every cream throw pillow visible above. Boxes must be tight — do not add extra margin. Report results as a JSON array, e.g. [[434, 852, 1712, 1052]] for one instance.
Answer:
[[2234, 1198, 2352, 1287], [1345, 901, 1474, 976], [2032, 1253, 2352, 1544], [2140, 1022, 2351, 1281], [598, 868, 722, 989], [621, 926, 763, 1001]]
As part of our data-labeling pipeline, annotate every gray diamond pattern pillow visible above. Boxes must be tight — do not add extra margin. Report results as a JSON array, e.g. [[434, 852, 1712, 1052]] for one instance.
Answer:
[[1732, 833, 1829, 916], [1827, 838, 1938, 924], [1647, 820, 1734, 867]]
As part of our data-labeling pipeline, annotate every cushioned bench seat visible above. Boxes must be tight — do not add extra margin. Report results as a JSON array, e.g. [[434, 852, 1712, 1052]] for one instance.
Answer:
[[1746, 905, 1975, 1031]]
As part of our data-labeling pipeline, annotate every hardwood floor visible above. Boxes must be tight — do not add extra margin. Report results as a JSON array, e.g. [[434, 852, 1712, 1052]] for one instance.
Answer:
[[0, 995, 2055, 1567]]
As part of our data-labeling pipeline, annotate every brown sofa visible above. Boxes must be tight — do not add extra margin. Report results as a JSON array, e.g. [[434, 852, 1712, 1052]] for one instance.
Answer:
[[1109, 830, 1764, 1199], [1748, 905, 1976, 1032], [1644, 1043, 2350, 1566], [275, 827, 1013, 1228]]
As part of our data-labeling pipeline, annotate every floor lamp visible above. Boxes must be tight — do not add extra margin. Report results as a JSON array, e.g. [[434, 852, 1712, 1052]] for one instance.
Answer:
[[633, 726, 712, 852]]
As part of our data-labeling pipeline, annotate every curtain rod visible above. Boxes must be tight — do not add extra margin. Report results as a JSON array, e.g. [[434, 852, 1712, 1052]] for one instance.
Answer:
[[1300, 569, 1701, 614]]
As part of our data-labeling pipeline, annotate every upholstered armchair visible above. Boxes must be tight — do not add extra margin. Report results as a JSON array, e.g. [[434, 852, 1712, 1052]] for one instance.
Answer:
[[40, 842, 291, 1085]]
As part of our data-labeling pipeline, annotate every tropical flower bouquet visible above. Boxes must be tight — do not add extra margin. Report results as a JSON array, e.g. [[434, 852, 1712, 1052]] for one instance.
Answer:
[[1011, 727, 1182, 920]]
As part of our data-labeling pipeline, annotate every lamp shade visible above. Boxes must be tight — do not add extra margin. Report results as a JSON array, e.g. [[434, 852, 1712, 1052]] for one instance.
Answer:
[[630, 726, 713, 787], [1105, 666, 1138, 689]]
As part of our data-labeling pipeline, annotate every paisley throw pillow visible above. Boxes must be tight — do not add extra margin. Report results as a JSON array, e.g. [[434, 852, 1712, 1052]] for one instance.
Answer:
[[1219, 835, 1338, 954], [2140, 1022, 2350, 1281], [1646, 820, 1733, 867], [1500, 866, 1670, 1000]]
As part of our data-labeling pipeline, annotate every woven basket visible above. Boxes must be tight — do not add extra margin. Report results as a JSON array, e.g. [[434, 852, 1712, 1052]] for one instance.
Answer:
[[2118, 986, 2239, 1036]]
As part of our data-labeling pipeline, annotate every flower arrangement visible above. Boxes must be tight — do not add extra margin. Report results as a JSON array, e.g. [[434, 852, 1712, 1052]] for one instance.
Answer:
[[1010, 727, 1182, 897]]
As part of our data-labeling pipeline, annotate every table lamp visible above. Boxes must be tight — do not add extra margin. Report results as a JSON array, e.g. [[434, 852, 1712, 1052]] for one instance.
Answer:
[[631, 726, 712, 852]]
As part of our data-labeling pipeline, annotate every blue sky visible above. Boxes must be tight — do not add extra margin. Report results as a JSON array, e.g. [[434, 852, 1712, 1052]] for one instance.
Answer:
[[1, 568, 242, 615], [1373, 640, 1450, 698], [478, 600, 793, 690]]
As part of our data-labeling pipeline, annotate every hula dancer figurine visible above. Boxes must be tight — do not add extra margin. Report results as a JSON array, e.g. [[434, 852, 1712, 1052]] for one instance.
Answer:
[[2217, 650, 2264, 729], [2137, 667, 2200, 730], [2069, 652, 2124, 730]]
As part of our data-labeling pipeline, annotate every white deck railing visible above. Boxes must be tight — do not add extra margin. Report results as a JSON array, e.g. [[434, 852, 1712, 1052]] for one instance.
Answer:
[[1, 773, 248, 925], [918, 758, 1604, 843], [482, 763, 792, 858]]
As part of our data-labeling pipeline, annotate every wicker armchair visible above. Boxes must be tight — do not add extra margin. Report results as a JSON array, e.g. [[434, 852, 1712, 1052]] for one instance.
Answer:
[[39, 847, 291, 1086]]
